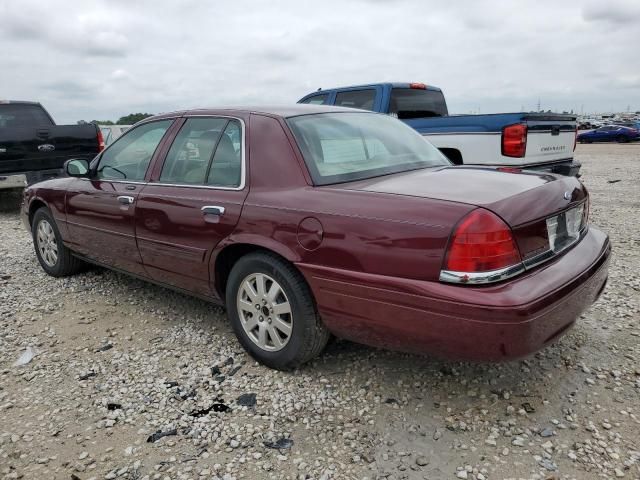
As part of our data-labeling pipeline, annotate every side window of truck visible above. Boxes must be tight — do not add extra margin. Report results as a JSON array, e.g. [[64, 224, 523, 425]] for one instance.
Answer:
[[300, 94, 329, 105], [335, 89, 376, 111]]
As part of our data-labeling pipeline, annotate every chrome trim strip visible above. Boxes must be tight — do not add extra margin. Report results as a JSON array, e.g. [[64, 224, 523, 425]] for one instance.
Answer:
[[146, 182, 242, 191], [79, 178, 147, 185], [422, 132, 500, 136], [439, 263, 526, 285]]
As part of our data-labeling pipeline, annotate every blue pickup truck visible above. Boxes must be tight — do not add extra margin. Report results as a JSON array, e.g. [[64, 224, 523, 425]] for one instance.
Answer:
[[298, 82, 580, 176]]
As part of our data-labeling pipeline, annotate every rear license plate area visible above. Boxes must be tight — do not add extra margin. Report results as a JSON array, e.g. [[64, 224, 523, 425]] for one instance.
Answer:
[[546, 205, 584, 253]]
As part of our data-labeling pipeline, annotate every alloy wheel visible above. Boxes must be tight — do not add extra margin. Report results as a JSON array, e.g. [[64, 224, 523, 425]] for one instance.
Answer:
[[36, 220, 58, 267], [236, 273, 293, 352]]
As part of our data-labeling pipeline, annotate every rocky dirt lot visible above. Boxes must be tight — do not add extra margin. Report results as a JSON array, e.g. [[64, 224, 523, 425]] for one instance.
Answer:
[[1, 144, 639, 480]]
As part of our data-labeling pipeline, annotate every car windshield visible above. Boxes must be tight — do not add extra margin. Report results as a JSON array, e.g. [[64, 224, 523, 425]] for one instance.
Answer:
[[287, 112, 450, 185]]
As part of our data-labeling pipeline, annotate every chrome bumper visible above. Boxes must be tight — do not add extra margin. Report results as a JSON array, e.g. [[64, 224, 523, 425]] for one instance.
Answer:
[[0, 174, 28, 190]]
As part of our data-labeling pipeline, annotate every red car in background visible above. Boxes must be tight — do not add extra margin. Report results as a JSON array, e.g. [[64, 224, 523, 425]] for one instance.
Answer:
[[22, 105, 610, 370]]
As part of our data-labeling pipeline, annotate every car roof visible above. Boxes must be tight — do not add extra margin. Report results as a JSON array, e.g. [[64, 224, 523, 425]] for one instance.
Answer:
[[301, 82, 443, 95], [145, 104, 374, 122]]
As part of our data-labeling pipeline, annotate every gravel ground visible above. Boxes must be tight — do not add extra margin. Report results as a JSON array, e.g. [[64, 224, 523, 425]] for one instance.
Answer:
[[1, 144, 639, 480]]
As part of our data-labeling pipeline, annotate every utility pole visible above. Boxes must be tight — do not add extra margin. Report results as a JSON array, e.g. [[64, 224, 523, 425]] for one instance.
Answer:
[[536, 98, 541, 112]]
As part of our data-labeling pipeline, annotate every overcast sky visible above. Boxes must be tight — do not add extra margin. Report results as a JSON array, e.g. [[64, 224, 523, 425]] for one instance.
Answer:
[[2, 0, 639, 123]]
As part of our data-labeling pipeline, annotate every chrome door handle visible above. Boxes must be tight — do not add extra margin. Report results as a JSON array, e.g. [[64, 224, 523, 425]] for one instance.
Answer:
[[201, 205, 225, 216], [117, 195, 135, 205]]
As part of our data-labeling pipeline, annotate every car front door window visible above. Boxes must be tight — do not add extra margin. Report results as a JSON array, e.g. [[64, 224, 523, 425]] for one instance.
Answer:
[[97, 120, 173, 181]]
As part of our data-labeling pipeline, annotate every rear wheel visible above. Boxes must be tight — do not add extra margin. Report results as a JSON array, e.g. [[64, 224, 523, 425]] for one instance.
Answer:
[[225, 252, 330, 370], [32, 208, 85, 277]]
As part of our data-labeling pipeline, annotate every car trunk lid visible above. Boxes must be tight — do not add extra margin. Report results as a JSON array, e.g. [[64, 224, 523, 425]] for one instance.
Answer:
[[337, 166, 585, 226], [335, 166, 589, 266]]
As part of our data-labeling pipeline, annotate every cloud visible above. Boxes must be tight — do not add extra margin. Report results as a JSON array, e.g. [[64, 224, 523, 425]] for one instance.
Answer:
[[583, 0, 640, 24], [1, 0, 639, 122]]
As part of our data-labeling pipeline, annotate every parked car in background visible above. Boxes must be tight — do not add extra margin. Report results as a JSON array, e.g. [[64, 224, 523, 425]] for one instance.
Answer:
[[0, 101, 103, 190], [99, 125, 131, 146], [22, 105, 610, 370], [299, 82, 580, 176], [577, 125, 640, 143], [615, 121, 640, 130]]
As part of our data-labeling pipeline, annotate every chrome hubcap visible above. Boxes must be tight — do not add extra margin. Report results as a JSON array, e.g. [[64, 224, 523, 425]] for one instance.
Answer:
[[36, 220, 58, 267], [237, 273, 293, 352]]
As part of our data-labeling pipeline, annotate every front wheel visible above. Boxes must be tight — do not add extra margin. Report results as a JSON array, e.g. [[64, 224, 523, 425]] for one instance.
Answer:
[[32, 208, 85, 277], [225, 252, 330, 370], [617, 135, 629, 143]]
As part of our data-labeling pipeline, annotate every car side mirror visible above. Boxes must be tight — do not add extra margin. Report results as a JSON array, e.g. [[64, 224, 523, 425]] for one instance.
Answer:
[[65, 158, 90, 177]]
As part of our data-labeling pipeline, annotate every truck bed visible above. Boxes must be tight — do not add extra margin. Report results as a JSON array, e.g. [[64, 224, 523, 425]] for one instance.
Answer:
[[406, 112, 577, 168]]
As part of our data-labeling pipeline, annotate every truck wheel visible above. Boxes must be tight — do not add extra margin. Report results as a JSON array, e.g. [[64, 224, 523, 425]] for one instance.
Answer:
[[32, 208, 85, 277], [225, 252, 330, 370]]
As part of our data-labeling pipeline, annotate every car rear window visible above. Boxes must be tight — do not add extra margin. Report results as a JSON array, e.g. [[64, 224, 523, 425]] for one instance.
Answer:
[[287, 112, 450, 185], [389, 88, 448, 119], [0, 104, 54, 127]]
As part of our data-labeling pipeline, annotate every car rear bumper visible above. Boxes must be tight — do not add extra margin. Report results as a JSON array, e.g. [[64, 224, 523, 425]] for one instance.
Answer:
[[526, 158, 582, 177], [297, 227, 610, 361]]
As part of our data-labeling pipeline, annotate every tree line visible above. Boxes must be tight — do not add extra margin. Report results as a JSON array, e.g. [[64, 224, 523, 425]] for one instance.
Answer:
[[77, 113, 153, 125]]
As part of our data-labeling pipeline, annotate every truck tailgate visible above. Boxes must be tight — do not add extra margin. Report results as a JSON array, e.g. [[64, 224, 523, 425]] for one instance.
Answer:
[[523, 115, 576, 166], [0, 125, 99, 175]]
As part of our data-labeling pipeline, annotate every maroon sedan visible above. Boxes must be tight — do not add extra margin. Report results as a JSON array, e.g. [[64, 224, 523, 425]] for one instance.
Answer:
[[22, 106, 611, 370]]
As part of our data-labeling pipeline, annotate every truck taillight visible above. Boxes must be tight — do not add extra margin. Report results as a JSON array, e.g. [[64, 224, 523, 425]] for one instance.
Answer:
[[441, 209, 522, 282], [502, 124, 527, 158], [409, 82, 427, 90], [97, 128, 105, 152]]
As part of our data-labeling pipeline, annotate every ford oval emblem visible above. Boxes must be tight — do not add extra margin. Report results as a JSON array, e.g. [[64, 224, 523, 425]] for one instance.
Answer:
[[563, 191, 571, 200], [38, 144, 55, 152]]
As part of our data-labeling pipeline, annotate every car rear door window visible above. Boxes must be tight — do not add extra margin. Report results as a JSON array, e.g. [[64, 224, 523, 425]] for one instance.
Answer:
[[159, 117, 243, 188], [300, 93, 329, 105], [160, 118, 228, 184], [207, 120, 242, 188], [335, 89, 376, 111], [97, 120, 172, 181]]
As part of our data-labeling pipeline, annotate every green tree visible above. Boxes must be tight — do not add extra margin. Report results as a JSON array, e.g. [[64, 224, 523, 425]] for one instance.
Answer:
[[117, 113, 153, 125]]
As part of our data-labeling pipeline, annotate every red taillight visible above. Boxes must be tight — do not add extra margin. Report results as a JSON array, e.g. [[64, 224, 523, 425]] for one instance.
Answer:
[[444, 209, 522, 273], [409, 82, 427, 90], [97, 128, 105, 152], [502, 123, 527, 158]]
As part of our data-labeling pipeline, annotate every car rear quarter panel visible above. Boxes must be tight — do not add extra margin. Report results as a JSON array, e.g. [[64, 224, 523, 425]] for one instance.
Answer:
[[233, 113, 475, 281]]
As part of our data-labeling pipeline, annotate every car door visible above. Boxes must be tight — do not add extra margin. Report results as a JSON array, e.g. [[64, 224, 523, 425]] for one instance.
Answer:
[[65, 119, 175, 275], [595, 127, 613, 142], [135, 116, 248, 298]]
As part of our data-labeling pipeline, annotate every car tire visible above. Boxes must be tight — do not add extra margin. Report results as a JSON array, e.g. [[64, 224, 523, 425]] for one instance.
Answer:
[[616, 135, 628, 143], [225, 251, 330, 370], [32, 207, 85, 277]]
